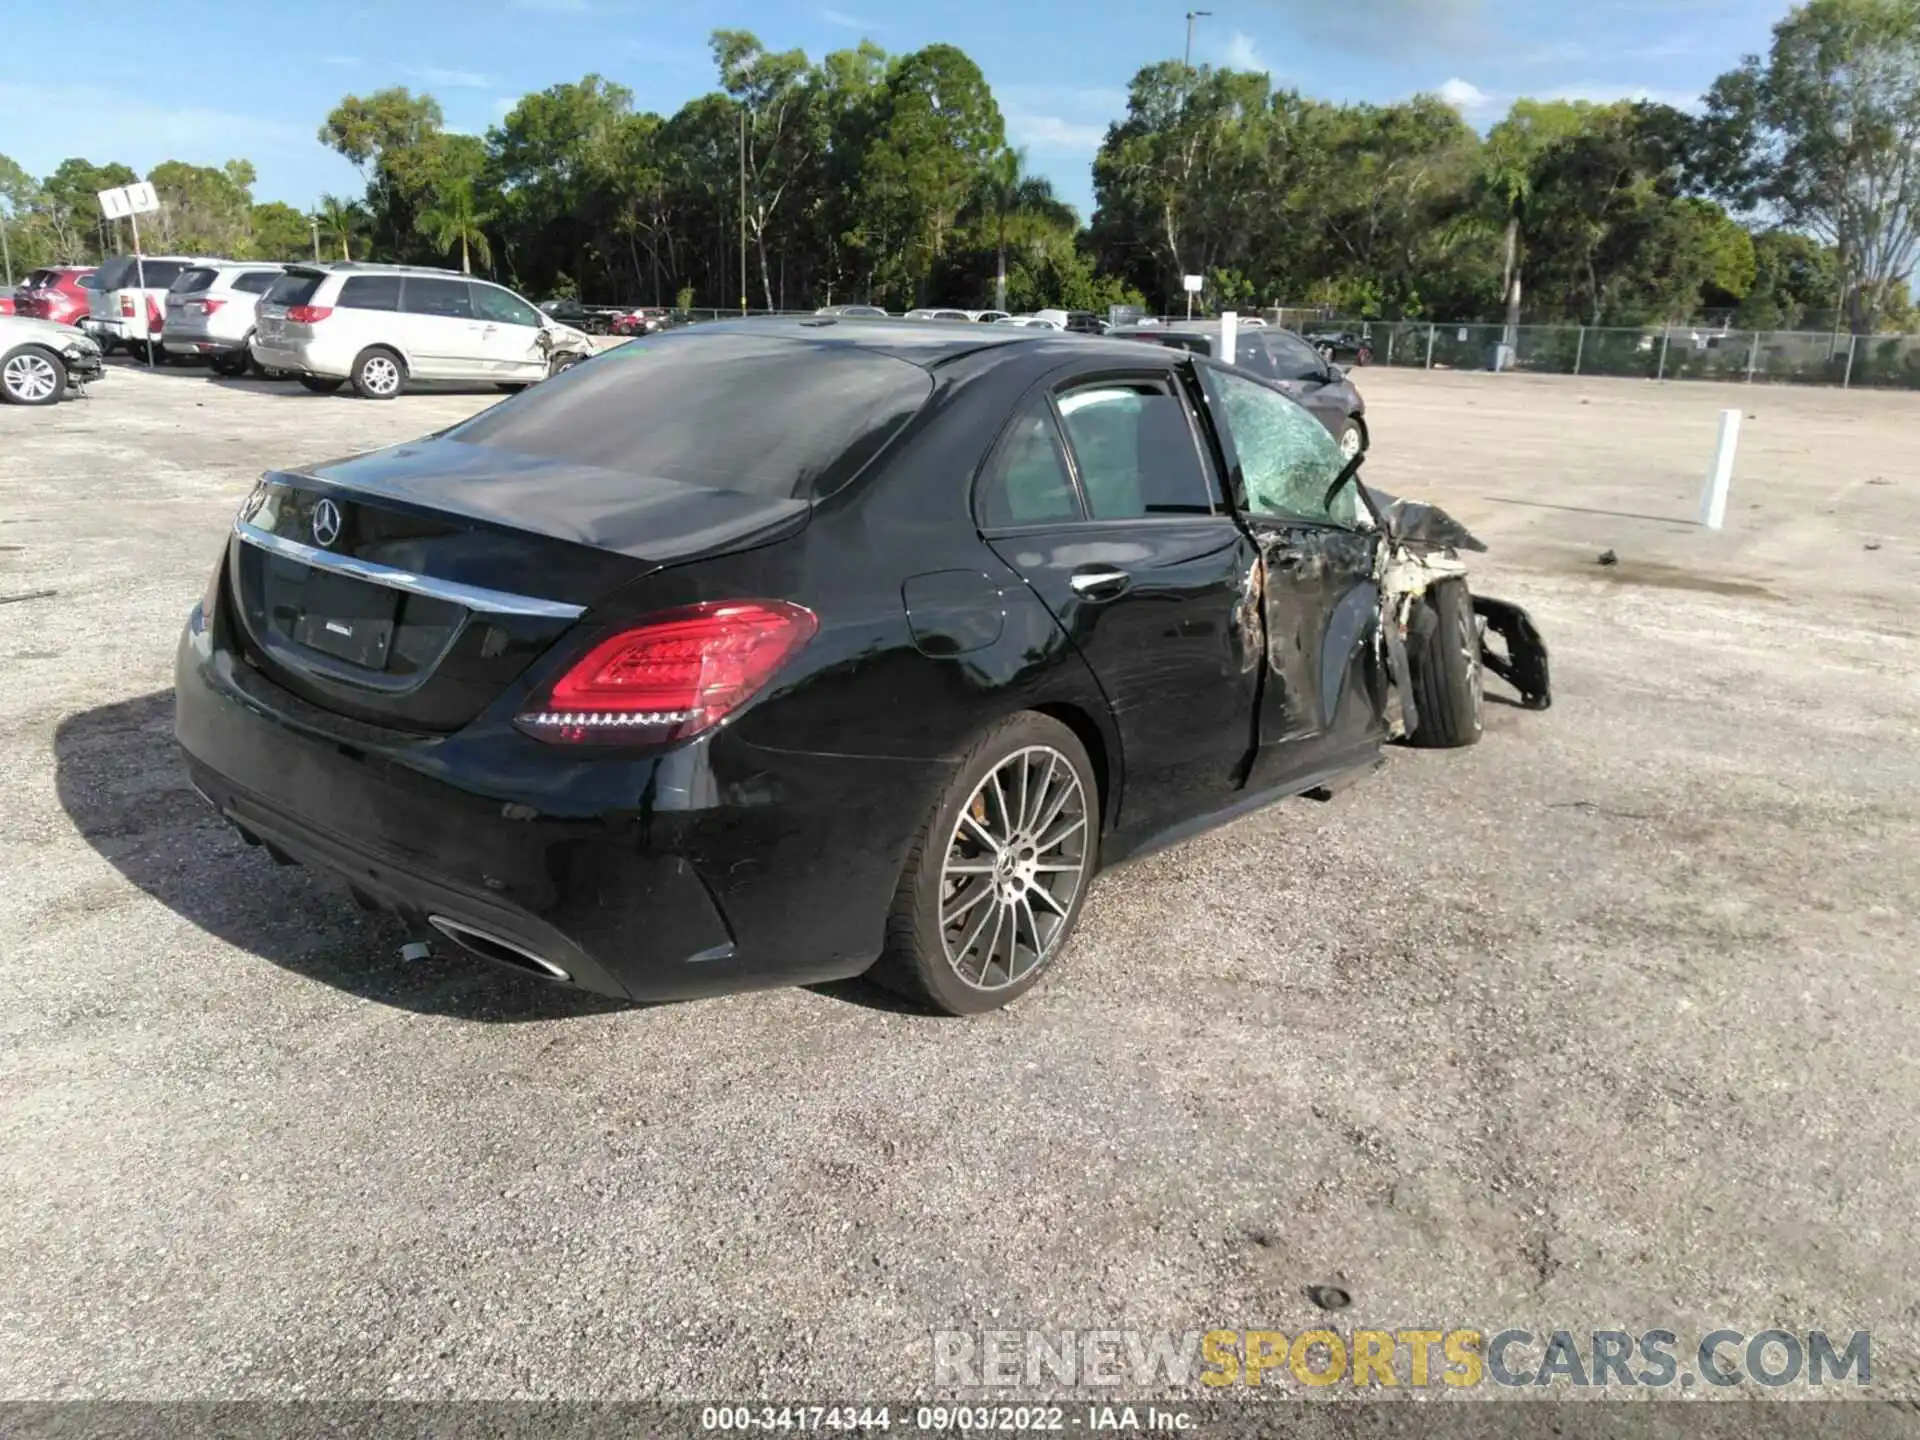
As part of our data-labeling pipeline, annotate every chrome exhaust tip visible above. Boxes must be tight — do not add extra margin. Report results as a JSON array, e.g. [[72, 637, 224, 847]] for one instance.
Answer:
[[426, 916, 572, 982]]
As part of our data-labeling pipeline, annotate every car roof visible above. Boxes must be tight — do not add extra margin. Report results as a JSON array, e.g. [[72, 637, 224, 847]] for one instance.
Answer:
[[668, 316, 1174, 374]]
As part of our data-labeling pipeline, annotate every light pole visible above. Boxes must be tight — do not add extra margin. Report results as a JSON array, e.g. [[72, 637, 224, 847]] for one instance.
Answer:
[[1183, 9, 1211, 71], [309, 216, 320, 261], [738, 105, 748, 315]]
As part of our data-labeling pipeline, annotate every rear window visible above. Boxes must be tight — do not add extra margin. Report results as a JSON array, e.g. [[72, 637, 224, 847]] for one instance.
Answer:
[[338, 275, 401, 311], [233, 271, 281, 295], [23, 269, 56, 289], [445, 333, 935, 500], [266, 272, 325, 307], [95, 257, 140, 290], [171, 268, 219, 295], [130, 260, 189, 289]]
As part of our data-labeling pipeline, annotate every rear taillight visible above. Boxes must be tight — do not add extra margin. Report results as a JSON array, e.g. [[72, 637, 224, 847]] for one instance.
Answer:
[[517, 600, 817, 745], [119, 296, 134, 317], [191, 298, 226, 315], [285, 305, 333, 325]]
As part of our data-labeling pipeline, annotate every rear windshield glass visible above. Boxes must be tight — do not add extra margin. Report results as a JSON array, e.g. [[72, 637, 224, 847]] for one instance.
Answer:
[[171, 268, 218, 294], [266, 273, 325, 307], [446, 333, 934, 500], [117, 260, 188, 289], [23, 269, 55, 289], [95, 258, 140, 290], [233, 271, 281, 295]]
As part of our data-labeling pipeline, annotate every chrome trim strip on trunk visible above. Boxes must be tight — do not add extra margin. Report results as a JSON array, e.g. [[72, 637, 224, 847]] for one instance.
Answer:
[[232, 519, 586, 620]]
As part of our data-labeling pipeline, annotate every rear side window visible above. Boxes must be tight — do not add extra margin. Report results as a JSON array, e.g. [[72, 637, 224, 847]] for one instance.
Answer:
[[403, 277, 472, 319], [233, 271, 281, 295], [445, 333, 934, 500], [267, 273, 325, 307], [976, 399, 1081, 528], [95, 257, 139, 290], [1055, 382, 1215, 519], [338, 275, 401, 311], [171, 268, 218, 295]]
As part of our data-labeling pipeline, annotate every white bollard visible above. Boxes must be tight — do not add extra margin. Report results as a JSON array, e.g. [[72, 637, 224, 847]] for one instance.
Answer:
[[1220, 310, 1238, 367], [1700, 407, 1740, 530]]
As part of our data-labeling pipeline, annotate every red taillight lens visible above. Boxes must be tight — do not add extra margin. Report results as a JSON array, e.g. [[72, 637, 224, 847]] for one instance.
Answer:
[[119, 296, 134, 317], [286, 305, 333, 324], [196, 298, 226, 315], [518, 600, 818, 745]]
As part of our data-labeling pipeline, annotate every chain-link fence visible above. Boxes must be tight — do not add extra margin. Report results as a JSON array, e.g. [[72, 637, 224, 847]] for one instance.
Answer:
[[1327, 320, 1920, 390]]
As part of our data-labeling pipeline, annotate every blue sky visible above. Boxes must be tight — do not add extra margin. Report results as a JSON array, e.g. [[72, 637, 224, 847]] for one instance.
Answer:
[[0, 0, 1793, 222]]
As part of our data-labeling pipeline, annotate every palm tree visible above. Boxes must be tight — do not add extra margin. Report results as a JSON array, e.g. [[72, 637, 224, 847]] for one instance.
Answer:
[[975, 148, 1071, 312], [315, 194, 369, 262], [416, 179, 496, 276]]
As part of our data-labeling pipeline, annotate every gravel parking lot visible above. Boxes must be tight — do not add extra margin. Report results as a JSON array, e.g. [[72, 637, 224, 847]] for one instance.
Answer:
[[2, 356, 1917, 1403]]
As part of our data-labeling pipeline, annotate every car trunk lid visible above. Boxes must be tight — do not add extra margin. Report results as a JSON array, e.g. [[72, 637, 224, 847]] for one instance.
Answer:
[[224, 438, 809, 733]]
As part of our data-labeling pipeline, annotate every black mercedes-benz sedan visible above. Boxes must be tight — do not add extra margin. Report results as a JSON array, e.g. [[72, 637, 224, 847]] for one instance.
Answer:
[[176, 318, 1530, 1015]]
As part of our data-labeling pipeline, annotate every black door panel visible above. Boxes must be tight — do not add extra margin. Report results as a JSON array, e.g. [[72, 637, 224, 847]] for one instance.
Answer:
[[988, 520, 1261, 837]]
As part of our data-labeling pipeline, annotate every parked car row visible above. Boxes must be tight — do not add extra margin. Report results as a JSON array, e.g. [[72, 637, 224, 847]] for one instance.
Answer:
[[2, 256, 595, 406]]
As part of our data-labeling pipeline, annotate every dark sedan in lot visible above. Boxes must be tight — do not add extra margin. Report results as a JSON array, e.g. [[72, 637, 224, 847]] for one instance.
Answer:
[[1112, 321, 1370, 462], [176, 319, 1536, 1014]]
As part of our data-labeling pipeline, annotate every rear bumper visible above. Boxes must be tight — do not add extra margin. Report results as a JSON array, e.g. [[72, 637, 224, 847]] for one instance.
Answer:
[[250, 340, 342, 378], [174, 607, 946, 1003]]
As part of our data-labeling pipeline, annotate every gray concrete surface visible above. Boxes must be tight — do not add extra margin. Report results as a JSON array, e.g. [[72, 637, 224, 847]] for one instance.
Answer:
[[1, 358, 1917, 1402]]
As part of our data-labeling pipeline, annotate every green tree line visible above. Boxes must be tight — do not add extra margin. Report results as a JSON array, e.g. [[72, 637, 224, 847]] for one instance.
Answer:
[[2, 0, 1915, 331]]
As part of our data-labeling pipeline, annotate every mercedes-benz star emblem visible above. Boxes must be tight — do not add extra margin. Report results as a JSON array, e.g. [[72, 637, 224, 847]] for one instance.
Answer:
[[311, 498, 342, 549]]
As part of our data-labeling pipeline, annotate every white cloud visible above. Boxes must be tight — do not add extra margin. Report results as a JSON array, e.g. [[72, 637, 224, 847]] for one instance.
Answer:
[[1218, 31, 1268, 73], [412, 67, 492, 89], [321, 55, 362, 68], [1003, 109, 1108, 154], [1437, 77, 1494, 113], [492, 95, 524, 118], [1260, 0, 1484, 58], [820, 7, 872, 27]]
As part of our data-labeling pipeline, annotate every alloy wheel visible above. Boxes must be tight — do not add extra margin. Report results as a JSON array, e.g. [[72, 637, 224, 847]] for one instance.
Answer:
[[361, 355, 401, 395], [938, 745, 1090, 992], [1459, 602, 1484, 722], [1340, 425, 1363, 462], [3, 352, 59, 403]]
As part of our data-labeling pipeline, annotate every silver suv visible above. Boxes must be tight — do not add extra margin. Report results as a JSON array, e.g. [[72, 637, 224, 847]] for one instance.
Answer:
[[162, 262, 286, 375], [250, 262, 594, 399]]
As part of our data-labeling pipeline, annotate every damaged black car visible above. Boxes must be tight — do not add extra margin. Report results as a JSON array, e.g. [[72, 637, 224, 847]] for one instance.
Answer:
[[175, 319, 1547, 1017]]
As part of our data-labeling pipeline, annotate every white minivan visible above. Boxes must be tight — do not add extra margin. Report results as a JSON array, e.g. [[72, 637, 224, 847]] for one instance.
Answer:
[[251, 262, 594, 398]]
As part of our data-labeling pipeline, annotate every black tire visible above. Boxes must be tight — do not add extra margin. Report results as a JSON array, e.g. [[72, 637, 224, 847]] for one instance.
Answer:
[[496, 382, 528, 393], [0, 345, 67, 406], [869, 711, 1100, 1015], [209, 351, 249, 378], [298, 375, 346, 394], [1405, 577, 1484, 749], [350, 346, 405, 400]]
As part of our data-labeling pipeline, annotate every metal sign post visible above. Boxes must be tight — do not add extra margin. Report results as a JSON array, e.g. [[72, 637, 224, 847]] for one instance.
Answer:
[[97, 182, 162, 368]]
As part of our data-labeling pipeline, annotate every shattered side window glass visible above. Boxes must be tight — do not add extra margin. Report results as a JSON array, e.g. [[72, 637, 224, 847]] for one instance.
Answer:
[[1205, 366, 1352, 525]]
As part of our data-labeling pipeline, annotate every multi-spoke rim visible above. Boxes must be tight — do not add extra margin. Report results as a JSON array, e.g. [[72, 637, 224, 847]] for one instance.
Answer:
[[1459, 601, 1484, 722], [361, 355, 401, 394], [939, 745, 1090, 992], [3, 352, 59, 402], [1340, 424, 1363, 462]]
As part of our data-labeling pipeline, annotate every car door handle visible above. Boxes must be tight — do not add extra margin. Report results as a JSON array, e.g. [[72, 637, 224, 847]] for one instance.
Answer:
[[1069, 567, 1131, 599]]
